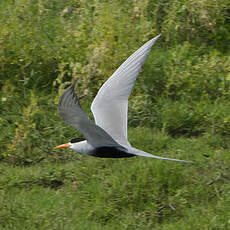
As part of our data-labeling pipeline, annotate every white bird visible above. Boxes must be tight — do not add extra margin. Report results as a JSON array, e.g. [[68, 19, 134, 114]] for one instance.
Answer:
[[55, 35, 192, 163]]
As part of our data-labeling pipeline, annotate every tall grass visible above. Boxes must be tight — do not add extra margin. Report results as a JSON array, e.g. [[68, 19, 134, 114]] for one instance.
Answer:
[[0, 0, 230, 229], [1, 128, 230, 229]]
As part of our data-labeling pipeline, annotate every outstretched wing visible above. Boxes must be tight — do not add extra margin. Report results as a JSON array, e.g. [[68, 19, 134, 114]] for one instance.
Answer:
[[91, 35, 160, 147], [58, 86, 120, 148]]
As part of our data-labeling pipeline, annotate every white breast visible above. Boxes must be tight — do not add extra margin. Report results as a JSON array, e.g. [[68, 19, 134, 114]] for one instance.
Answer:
[[70, 140, 94, 155]]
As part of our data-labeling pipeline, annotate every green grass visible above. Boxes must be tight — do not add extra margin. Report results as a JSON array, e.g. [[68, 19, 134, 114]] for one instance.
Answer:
[[1, 127, 229, 230], [1, 0, 230, 229]]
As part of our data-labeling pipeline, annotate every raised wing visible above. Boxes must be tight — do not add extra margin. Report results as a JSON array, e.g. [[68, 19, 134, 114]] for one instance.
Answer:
[[91, 35, 161, 147], [59, 86, 120, 147]]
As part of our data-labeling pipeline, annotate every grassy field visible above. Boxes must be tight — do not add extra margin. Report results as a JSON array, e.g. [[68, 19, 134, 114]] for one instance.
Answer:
[[1, 127, 230, 230], [1, 0, 230, 229]]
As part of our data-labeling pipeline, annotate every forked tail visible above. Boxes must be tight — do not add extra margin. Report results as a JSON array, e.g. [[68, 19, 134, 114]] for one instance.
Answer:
[[130, 147, 193, 163]]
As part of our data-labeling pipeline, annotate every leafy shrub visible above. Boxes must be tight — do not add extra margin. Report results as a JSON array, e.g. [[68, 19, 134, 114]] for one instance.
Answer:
[[147, 0, 230, 51], [1, 0, 230, 165]]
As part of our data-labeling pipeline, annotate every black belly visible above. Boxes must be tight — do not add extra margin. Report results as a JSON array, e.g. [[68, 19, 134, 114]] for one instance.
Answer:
[[90, 146, 135, 158]]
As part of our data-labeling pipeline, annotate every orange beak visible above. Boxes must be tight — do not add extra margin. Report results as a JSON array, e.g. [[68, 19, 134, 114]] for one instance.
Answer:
[[54, 143, 70, 149]]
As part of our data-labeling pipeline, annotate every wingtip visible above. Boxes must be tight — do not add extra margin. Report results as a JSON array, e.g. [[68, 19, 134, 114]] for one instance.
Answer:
[[147, 34, 161, 46], [58, 83, 77, 108], [71, 81, 77, 90], [153, 34, 161, 41]]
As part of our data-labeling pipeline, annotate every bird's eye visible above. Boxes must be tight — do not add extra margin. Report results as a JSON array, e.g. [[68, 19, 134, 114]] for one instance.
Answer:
[[70, 138, 86, 143]]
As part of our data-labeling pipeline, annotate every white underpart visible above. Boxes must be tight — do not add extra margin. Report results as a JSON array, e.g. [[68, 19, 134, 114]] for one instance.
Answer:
[[70, 140, 94, 154]]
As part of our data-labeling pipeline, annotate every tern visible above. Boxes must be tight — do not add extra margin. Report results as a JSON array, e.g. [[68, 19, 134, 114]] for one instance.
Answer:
[[55, 35, 191, 163]]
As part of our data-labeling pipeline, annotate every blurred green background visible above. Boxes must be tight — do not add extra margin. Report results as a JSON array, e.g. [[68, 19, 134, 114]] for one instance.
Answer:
[[0, 0, 230, 229]]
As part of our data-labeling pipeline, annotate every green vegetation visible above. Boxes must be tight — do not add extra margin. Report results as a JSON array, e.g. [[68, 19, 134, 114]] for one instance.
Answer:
[[0, 0, 230, 229]]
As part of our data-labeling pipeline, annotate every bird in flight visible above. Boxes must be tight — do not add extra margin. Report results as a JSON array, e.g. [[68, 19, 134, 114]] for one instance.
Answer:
[[55, 35, 191, 163]]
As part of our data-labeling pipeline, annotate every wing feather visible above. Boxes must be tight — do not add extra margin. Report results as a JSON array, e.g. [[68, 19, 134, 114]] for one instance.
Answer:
[[59, 86, 120, 147], [91, 35, 161, 146]]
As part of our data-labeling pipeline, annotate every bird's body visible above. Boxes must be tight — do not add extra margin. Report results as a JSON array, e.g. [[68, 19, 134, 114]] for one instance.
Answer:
[[55, 35, 192, 163], [68, 140, 190, 162]]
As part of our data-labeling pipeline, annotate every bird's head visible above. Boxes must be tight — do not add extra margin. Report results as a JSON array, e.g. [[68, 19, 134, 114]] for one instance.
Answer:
[[54, 138, 86, 149]]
